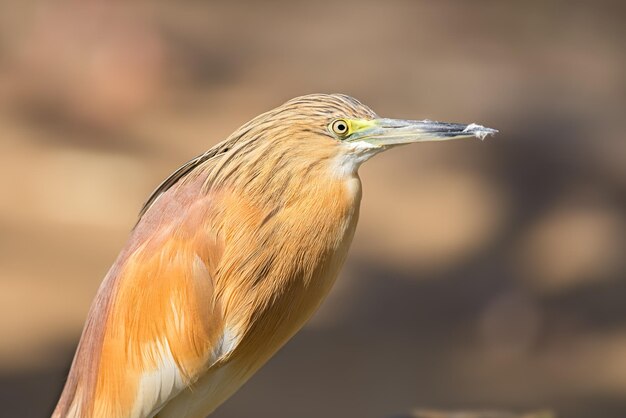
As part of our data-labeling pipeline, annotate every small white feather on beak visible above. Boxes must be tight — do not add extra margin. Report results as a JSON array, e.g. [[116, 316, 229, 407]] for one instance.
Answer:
[[462, 123, 498, 141]]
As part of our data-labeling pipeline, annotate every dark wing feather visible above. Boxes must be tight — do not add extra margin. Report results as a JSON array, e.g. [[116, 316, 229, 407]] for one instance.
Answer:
[[138, 115, 259, 221], [138, 147, 224, 220]]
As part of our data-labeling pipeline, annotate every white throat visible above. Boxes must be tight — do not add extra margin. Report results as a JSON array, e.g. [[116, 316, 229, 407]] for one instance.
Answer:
[[332, 141, 383, 178]]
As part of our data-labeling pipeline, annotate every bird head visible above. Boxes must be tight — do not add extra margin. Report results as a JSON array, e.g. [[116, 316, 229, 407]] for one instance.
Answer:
[[270, 94, 497, 174]]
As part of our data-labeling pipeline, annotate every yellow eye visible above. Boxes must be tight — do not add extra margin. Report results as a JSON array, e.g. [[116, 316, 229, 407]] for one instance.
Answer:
[[330, 119, 350, 136]]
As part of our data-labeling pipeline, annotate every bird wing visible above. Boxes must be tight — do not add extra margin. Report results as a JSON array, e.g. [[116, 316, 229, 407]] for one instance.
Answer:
[[53, 178, 231, 418]]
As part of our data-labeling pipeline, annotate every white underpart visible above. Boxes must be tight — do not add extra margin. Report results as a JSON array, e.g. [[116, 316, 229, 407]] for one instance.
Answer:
[[157, 327, 243, 418], [212, 325, 240, 363], [158, 364, 238, 418], [131, 339, 185, 418]]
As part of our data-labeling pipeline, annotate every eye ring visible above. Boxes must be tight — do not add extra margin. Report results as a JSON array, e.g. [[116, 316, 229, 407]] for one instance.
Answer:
[[330, 119, 350, 137]]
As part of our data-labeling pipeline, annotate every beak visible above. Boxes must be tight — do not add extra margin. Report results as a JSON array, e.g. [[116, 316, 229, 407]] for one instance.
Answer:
[[349, 118, 498, 147]]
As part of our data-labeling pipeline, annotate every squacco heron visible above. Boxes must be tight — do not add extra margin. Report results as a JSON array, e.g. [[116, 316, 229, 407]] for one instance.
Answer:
[[52, 94, 496, 418]]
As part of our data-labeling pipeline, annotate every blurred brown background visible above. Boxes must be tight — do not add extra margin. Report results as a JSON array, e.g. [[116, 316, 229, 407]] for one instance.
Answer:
[[0, 1, 625, 417]]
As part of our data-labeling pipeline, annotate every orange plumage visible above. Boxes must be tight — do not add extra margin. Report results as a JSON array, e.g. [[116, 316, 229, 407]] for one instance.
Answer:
[[52, 94, 496, 418]]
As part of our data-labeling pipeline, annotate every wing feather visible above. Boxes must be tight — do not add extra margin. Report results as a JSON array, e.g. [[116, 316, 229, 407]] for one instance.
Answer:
[[53, 177, 226, 418]]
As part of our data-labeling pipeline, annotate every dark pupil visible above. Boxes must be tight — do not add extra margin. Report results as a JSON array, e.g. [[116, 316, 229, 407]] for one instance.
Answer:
[[336, 123, 346, 132]]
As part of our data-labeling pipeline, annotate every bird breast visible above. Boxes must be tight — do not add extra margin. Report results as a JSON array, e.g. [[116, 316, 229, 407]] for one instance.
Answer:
[[217, 165, 363, 353], [158, 165, 363, 418]]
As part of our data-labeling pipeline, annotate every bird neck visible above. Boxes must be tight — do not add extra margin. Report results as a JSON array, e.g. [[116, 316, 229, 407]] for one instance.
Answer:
[[218, 163, 362, 372], [209, 147, 362, 360]]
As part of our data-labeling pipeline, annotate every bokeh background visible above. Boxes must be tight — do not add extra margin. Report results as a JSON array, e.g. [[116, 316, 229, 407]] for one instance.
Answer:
[[0, 1, 625, 417]]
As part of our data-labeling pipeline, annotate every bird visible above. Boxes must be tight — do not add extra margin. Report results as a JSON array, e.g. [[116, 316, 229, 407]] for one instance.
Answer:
[[52, 93, 496, 418]]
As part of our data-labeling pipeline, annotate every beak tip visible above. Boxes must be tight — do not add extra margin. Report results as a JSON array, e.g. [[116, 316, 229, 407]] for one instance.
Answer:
[[462, 123, 499, 141]]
